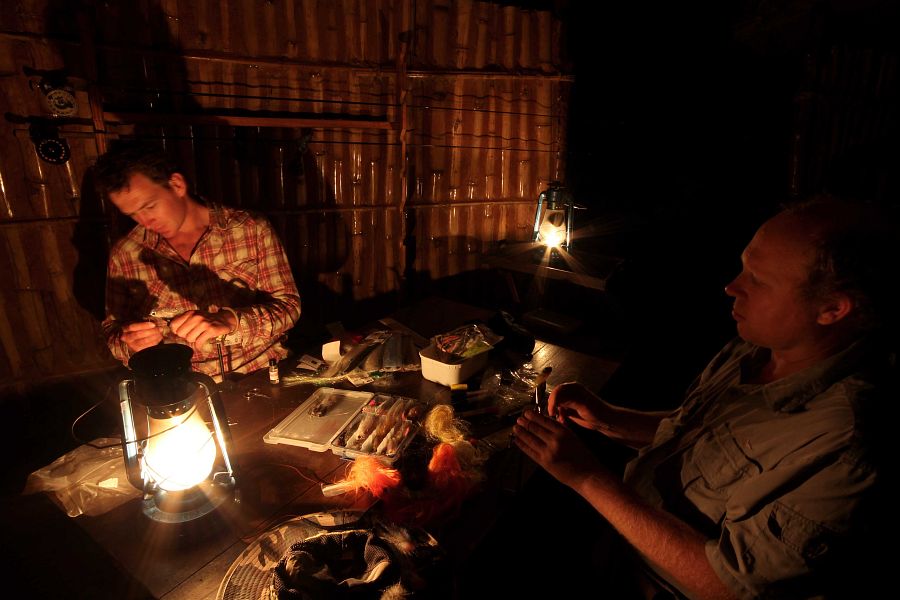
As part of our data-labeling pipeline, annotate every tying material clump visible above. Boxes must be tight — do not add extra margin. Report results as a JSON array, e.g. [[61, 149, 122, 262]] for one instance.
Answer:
[[320, 455, 402, 497]]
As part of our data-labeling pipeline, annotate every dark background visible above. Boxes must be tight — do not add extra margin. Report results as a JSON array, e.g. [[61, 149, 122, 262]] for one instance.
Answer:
[[550, 0, 900, 408]]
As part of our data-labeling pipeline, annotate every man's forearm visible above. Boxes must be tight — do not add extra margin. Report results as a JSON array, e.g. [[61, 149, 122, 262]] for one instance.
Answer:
[[573, 471, 735, 600], [604, 407, 669, 448], [230, 294, 300, 341]]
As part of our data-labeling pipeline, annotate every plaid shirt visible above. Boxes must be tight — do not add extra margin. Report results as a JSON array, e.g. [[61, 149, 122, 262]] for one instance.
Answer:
[[102, 203, 300, 378]]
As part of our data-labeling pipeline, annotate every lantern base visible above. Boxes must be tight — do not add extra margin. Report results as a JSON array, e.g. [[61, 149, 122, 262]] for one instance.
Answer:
[[142, 476, 235, 523]]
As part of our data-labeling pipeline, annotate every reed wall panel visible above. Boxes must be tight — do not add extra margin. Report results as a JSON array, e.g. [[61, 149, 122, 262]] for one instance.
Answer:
[[0, 0, 571, 387], [411, 201, 532, 282], [407, 76, 562, 203], [0, 220, 110, 382]]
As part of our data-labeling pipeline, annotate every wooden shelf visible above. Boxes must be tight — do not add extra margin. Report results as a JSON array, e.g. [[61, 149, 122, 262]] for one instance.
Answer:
[[483, 242, 624, 292]]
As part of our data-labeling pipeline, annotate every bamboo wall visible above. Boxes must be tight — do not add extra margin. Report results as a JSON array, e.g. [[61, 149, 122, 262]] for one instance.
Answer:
[[0, 0, 572, 389]]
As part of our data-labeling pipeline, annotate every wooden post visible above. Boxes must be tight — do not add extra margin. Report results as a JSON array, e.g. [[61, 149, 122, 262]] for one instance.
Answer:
[[398, 0, 413, 292]]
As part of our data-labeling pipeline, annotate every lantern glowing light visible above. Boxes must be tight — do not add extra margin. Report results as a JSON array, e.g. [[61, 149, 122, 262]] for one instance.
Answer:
[[143, 407, 217, 492], [540, 225, 565, 249]]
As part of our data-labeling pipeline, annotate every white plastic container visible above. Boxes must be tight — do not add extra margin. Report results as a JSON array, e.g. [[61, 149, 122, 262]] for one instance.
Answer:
[[419, 343, 490, 387]]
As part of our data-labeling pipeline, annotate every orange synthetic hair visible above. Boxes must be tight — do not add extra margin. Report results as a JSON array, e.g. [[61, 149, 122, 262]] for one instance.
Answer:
[[322, 455, 402, 498], [427, 443, 469, 490], [383, 442, 481, 526]]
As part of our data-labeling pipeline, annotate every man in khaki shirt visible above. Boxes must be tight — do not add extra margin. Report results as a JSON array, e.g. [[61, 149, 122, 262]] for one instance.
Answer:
[[514, 198, 895, 599]]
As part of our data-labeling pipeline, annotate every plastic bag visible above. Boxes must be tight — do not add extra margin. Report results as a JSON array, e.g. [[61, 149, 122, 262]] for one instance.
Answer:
[[22, 437, 141, 517], [283, 330, 424, 387], [477, 364, 541, 416], [432, 324, 502, 361]]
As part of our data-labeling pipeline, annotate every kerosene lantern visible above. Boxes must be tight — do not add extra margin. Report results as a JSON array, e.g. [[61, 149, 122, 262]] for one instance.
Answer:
[[119, 343, 236, 523], [531, 181, 575, 251]]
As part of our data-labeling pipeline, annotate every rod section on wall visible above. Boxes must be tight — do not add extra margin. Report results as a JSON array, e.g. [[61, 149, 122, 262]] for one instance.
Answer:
[[0, 31, 571, 82], [103, 112, 395, 130], [406, 70, 573, 82], [0, 215, 109, 227]]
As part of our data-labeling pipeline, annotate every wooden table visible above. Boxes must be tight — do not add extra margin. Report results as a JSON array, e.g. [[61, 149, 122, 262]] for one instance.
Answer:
[[482, 241, 624, 293], [28, 298, 622, 599]]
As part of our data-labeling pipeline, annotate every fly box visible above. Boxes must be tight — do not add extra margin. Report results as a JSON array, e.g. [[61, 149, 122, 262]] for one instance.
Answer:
[[263, 387, 424, 464]]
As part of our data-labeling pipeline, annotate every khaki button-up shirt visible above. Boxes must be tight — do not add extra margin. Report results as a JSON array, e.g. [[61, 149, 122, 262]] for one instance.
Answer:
[[624, 338, 884, 598]]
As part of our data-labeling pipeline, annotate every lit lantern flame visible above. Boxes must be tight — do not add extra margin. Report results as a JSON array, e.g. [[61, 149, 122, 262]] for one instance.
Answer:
[[542, 227, 564, 249], [538, 208, 567, 249], [143, 407, 216, 492]]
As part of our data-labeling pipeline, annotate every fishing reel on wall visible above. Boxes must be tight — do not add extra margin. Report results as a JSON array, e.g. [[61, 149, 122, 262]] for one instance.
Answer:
[[4, 66, 87, 165], [24, 66, 79, 117], [3, 112, 88, 165]]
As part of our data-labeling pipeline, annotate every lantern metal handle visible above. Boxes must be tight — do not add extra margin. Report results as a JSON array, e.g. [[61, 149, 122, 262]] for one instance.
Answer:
[[189, 371, 237, 482], [119, 379, 143, 490]]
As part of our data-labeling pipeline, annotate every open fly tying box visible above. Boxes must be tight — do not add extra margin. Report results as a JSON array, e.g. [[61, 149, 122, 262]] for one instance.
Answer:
[[263, 388, 423, 464]]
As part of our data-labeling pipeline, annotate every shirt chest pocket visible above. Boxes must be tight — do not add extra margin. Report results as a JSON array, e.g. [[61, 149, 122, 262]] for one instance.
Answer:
[[691, 425, 760, 490], [217, 259, 258, 288]]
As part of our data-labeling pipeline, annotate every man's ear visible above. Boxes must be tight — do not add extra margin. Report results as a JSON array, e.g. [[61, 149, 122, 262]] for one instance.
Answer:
[[817, 293, 854, 325], [168, 173, 188, 197]]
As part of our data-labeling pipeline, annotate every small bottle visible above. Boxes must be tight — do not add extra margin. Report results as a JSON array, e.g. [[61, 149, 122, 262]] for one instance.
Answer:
[[268, 359, 280, 385]]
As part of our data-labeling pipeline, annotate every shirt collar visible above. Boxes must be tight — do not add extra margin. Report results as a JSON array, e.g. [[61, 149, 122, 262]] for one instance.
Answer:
[[207, 202, 228, 231], [741, 338, 875, 412], [135, 225, 161, 250]]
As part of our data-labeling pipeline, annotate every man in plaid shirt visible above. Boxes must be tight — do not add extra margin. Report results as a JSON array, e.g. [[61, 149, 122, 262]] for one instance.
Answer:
[[95, 142, 300, 379]]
